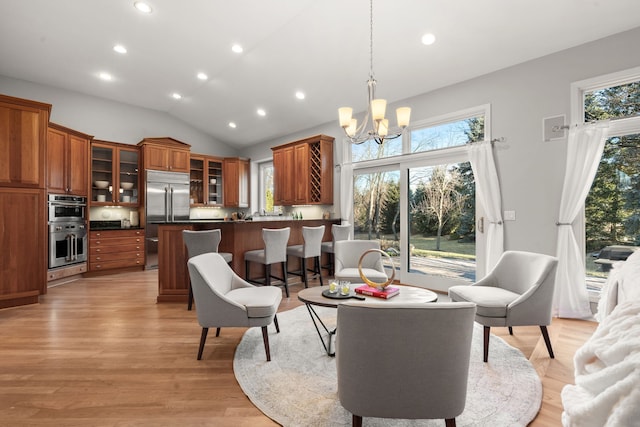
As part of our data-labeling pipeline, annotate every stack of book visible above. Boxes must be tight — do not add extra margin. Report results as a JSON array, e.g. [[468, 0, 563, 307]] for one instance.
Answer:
[[354, 285, 400, 299]]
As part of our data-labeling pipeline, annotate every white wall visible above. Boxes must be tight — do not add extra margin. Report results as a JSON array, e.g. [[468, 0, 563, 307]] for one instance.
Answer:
[[241, 26, 640, 256], [0, 76, 237, 157]]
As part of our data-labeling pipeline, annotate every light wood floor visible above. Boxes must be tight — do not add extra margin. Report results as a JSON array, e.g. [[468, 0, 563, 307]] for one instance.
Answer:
[[0, 269, 598, 426]]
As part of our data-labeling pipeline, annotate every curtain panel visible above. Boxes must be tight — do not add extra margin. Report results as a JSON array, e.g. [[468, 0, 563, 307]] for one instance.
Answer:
[[468, 141, 504, 275], [554, 122, 609, 318]]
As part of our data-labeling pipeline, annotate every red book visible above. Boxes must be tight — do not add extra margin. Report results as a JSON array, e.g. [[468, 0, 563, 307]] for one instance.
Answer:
[[354, 285, 400, 299]]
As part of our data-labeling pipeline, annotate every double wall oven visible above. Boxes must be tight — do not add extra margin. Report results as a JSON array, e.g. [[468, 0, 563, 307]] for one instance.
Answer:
[[48, 194, 87, 269]]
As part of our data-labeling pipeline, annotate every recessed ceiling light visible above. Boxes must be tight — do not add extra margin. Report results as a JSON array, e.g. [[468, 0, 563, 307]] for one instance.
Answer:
[[172, 93, 182, 100], [197, 72, 208, 81], [257, 108, 266, 117], [295, 91, 305, 100], [228, 122, 237, 128], [134, 2, 152, 13], [99, 72, 113, 81], [231, 44, 243, 54], [421, 33, 436, 45], [113, 44, 127, 54]]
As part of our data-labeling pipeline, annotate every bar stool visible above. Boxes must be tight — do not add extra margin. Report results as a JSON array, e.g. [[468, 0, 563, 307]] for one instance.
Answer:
[[321, 223, 352, 276], [286, 225, 325, 288], [183, 229, 233, 311], [244, 227, 291, 297]]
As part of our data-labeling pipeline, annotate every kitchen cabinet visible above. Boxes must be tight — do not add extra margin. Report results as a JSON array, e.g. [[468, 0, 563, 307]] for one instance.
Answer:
[[0, 95, 50, 188], [47, 122, 92, 196], [223, 157, 249, 208], [138, 137, 190, 173], [273, 146, 294, 205], [189, 155, 224, 206], [89, 229, 145, 272], [91, 140, 140, 206], [0, 188, 47, 309], [272, 134, 334, 206], [0, 95, 50, 309]]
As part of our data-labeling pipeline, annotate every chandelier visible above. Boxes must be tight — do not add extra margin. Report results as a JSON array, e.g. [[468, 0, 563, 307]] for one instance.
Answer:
[[338, 0, 411, 145]]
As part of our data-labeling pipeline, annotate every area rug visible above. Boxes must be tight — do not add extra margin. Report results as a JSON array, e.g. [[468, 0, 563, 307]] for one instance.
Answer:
[[233, 305, 542, 427]]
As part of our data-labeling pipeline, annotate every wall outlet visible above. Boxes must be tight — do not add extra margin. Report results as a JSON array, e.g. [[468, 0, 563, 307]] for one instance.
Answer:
[[504, 210, 516, 221]]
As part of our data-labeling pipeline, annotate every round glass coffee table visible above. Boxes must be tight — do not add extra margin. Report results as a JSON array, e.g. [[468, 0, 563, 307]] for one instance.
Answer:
[[297, 285, 439, 356]]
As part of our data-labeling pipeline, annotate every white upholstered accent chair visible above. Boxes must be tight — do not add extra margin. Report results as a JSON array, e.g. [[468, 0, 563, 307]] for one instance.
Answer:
[[321, 223, 352, 276], [448, 250, 559, 363], [336, 301, 477, 427], [187, 252, 282, 361], [183, 229, 233, 311], [244, 227, 291, 297], [286, 225, 325, 288], [333, 240, 389, 283]]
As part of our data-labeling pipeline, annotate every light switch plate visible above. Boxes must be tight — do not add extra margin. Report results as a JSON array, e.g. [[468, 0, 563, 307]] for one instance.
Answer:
[[504, 210, 516, 221]]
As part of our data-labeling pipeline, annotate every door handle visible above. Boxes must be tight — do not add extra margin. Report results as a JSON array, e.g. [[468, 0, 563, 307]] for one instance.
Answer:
[[164, 187, 169, 222]]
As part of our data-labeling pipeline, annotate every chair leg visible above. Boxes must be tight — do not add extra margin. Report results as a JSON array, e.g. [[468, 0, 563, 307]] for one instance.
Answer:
[[187, 281, 194, 311], [261, 326, 271, 362], [265, 264, 271, 287], [245, 260, 251, 281], [352, 414, 363, 427], [445, 418, 456, 427], [215, 327, 221, 337], [315, 256, 323, 286], [483, 326, 490, 362], [301, 257, 308, 288], [197, 327, 209, 360], [273, 314, 280, 333], [540, 325, 555, 358], [508, 326, 513, 335], [282, 261, 289, 297]]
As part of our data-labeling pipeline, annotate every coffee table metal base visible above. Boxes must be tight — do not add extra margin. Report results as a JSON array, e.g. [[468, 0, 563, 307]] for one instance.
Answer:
[[304, 303, 337, 357]]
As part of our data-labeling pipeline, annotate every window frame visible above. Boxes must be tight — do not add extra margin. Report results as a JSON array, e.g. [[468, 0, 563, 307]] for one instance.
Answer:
[[344, 104, 491, 291], [570, 66, 640, 294]]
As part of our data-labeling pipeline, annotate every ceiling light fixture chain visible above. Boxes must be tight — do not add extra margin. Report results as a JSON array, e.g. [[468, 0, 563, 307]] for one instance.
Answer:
[[338, 0, 411, 145]]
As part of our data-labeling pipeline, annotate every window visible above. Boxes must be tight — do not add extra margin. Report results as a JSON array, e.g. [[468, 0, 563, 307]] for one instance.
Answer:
[[258, 161, 274, 213], [347, 105, 488, 291], [411, 115, 484, 153], [574, 68, 640, 291]]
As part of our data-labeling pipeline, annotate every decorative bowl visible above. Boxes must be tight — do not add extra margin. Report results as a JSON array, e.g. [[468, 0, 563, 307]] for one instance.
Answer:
[[121, 182, 134, 190], [94, 180, 109, 189]]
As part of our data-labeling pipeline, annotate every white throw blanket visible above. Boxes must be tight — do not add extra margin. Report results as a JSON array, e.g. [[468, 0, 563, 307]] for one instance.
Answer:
[[561, 301, 640, 426]]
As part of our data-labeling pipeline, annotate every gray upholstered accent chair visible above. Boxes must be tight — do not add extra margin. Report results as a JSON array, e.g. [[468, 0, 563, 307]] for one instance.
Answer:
[[334, 240, 388, 283], [336, 301, 477, 427], [286, 225, 325, 288], [244, 227, 291, 297], [448, 250, 559, 363], [183, 229, 233, 311], [321, 223, 352, 276], [187, 252, 282, 361]]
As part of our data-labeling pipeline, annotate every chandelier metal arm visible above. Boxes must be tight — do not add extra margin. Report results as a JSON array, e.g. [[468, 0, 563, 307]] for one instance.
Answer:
[[338, 0, 411, 145]]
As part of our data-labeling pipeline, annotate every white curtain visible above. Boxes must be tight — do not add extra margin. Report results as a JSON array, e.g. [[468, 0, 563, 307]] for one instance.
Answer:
[[468, 141, 504, 275], [554, 122, 609, 318], [339, 162, 353, 226]]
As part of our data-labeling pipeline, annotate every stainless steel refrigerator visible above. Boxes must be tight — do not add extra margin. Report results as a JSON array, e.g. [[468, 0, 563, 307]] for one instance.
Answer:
[[144, 170, 190, 269]]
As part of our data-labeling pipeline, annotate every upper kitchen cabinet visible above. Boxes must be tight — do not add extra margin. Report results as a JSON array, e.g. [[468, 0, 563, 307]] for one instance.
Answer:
[[91, 140, 140, 206], [189, 155, 224, 206], [223, 157, 249, 208], [272, 134, 334, 206], [0, 94, 51, 188], [137, 137, 190, 173], [47, 123, 92, 196]]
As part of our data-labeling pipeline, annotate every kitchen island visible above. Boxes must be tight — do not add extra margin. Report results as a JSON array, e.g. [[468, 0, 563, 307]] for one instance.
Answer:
[[155, 218, 340, 302]]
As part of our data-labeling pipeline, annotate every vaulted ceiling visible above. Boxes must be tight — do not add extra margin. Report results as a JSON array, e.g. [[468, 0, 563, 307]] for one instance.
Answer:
[[1, 0, 639, 147]]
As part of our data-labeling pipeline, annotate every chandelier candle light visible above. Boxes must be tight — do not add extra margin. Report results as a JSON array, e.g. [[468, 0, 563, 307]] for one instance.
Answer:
[[338, 0, 411, 145]]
